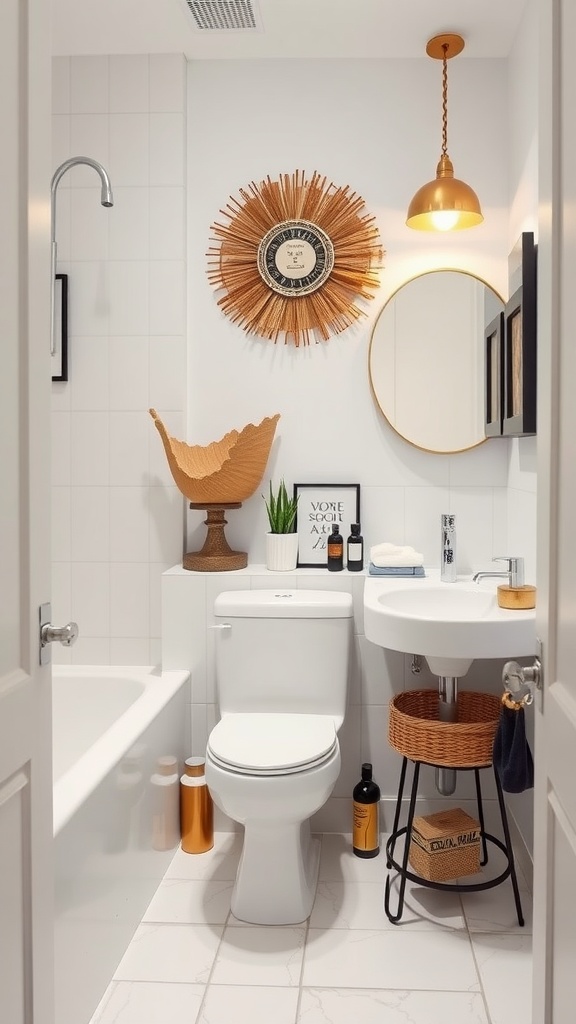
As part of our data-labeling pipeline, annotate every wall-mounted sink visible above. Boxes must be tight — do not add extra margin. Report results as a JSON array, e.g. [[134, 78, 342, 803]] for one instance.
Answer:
[[364, 575, 537, 676]]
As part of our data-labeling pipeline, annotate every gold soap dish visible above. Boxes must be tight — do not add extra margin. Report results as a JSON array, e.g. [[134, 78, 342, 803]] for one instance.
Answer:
[[497, 584, 536, 610]]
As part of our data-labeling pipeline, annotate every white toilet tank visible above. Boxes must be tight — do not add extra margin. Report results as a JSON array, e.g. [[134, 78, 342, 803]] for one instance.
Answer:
[[213, 590, 353, 722]]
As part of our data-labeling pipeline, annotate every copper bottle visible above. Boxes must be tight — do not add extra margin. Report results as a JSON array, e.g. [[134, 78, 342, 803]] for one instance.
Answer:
[[180, 756, 214, 854]]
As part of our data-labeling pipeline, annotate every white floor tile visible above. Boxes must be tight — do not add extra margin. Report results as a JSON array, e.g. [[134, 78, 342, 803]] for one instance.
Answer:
[[200, 984, 299, 1024], [461, 881, 532, 933], [471, 932, 533, 1024], [319, 834, 387, 882], [311, 879, 465, 930], [298, 987, 489, 1024], [90, 980, 205, 1024], [113, 923, 223, 983], [303, 928, 480, 991], [164, 833, 242, 881], [211, 926, 306, 986], [143, 878, 233, 924]]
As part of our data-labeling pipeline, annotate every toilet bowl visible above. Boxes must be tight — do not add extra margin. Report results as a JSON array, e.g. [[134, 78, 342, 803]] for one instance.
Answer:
[[205, 589, 352, 924]]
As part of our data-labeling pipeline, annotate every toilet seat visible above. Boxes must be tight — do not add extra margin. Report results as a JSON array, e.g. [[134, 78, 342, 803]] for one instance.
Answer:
[[207, 713, 338, 776]]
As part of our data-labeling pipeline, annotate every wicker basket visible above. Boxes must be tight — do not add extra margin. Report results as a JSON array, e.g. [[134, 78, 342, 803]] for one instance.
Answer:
[[409, 807, 481, 881], [388, 690, 501, 767]]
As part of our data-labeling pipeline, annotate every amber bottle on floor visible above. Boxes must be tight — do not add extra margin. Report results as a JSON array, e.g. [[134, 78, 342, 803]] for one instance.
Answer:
[[180, 756, 214, 854]]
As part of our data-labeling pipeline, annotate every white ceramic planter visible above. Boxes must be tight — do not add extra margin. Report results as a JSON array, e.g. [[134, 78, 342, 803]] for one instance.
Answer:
[[265, 532, 299, 571]]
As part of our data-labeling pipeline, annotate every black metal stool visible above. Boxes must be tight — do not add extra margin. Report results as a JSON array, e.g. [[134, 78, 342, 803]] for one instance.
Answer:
[[384, 756, 525, 926]]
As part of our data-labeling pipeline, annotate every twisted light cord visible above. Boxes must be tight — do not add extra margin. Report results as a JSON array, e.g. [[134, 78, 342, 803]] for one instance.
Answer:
[[441, 43, 449, 156]]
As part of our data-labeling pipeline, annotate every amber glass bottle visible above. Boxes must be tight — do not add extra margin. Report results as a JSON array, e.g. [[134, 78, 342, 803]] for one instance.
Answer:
[[180, 757, 214, 854], [353, 762, 380, 858], [327, 524, 344, 571]]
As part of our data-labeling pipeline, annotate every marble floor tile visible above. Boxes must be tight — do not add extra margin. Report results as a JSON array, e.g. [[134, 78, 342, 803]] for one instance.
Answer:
[[199, 984, 299, 1024], [211, 925, 306, 986], [164, 833, 242, 881], [471, 932, 533, 1024], [143, 878, 233, 924], [298, 987, 490, 1024], [303, 927, 480, 991], [310, 878, 464, 930], [460, 879, 532, 933], [113, 923, 223, 984], [318, 834, 387, 882], [90, 980, 205, 1024]]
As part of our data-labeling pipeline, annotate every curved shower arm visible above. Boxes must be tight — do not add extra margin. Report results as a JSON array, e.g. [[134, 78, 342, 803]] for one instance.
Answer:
[[50, 156, 114, 357]]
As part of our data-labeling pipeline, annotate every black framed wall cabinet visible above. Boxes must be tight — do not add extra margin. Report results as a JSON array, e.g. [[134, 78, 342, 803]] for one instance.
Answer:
[[484, 311, 504, 437], [503, 233, 537, 436]]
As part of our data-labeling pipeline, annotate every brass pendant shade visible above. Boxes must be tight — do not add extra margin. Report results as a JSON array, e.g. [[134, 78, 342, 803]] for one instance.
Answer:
[[407, 34, 483, 232]]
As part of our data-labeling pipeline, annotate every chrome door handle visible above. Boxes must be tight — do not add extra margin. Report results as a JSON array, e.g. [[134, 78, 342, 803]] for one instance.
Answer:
[[502, 658, 542, 704], [207, 623, 232, 630], [39, 602, 79, 664], [41, 621, 79, 647]]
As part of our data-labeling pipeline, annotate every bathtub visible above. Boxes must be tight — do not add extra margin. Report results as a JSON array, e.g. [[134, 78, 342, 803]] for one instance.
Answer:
[[53, 665, 189, 1024]]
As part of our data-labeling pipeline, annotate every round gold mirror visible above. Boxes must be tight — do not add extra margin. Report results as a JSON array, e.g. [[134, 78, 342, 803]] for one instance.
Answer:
[[369, 270, 504, 454]]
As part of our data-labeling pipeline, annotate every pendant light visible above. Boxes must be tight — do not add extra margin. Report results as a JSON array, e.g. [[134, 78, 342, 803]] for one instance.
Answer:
[[406, 33, 483, 232]]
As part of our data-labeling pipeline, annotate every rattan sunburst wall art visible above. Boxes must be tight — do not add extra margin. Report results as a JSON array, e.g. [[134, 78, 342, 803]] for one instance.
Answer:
[[207, 170, 384, 347]]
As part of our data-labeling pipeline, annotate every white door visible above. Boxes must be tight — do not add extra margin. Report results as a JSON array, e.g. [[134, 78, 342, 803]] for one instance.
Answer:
[[532, 1, 576, 1020], [0, 1, 53, 1022]]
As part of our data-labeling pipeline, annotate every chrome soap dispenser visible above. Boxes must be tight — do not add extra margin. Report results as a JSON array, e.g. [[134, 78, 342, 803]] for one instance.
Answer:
[[440, 514, 456, 582]]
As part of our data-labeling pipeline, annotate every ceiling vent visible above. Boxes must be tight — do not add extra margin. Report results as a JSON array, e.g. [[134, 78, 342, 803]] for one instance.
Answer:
[[182, 0, 262, 31]]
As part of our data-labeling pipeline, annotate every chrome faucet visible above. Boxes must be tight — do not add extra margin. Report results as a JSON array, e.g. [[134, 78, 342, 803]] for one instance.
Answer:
[[440, 514, 456, 582], [472, 556, 525, 587]]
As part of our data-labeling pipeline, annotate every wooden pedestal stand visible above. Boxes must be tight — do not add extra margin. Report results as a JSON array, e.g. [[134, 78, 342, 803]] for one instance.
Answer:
[[183, 503, 247, 572]]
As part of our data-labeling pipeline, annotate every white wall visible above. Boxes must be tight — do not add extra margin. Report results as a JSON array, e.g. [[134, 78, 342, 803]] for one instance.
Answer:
[[186, 58, 513, 571]]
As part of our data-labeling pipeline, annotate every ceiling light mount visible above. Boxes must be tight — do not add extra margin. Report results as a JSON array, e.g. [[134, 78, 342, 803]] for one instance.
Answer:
[[406, 32, 483, 232]]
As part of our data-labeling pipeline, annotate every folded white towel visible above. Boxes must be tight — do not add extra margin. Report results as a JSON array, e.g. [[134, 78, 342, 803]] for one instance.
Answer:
[[370, 542, 424, 568]]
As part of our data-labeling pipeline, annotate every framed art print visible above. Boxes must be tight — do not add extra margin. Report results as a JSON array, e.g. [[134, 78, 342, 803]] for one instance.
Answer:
[[294, 483, 360, 567]]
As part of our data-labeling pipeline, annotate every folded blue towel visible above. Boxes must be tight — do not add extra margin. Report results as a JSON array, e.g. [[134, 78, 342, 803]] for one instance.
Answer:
[[368, 564, 426, 577]]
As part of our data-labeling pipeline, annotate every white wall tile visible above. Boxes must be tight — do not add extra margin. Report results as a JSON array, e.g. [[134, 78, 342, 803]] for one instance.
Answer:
[[51, 381, 70, 412], [70, 187, 110, 261], [149, 337, 186, 410], [110, 563, 150, 638], [52, 486, 71, 563], [450, 487, 499, 574], [70, 411, 110, 486], [109, 188, 150, 261], [109, 412, 150, 486], [333, 704, 361, 798], [52, 58, 70, 115], [70, 486, 110, 562], [71, 562, 111, 637], [149, 187, 185, 259], [108, 337, 150, 411], [108, 262, 149, 335], [109, 487, 150, 562], [109, 55, 149, 114], [69, 337, 110, 411], [109, 113, 150, 187], [148, 486, 185, 565], [149, 261, 185, 335], [149, 563, 165, 641], [161, 571, 207, 702], [404, 486, 451, 567], [51, 411, 71, 486], [68, 261, 110, 336], [150, 55, 185, 112], [150, 113, 184, 185], [70, 56, 109, 114], [52, 115, 71, 177], [68, 116, 110, 186], [70, 636, 111, 664], [51, 561, 72, 625], [110, 638, 151, 664]]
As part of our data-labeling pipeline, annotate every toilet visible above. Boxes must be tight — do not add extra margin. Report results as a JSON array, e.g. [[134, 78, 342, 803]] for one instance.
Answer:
[[205, 588, 353, 925]]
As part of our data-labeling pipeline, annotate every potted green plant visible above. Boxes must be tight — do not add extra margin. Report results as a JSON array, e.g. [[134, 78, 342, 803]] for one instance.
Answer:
[[263, 479, 299, 571]]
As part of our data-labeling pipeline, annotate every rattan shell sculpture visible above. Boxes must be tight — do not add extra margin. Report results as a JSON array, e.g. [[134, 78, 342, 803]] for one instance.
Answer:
[[149, 409, 280, 505]]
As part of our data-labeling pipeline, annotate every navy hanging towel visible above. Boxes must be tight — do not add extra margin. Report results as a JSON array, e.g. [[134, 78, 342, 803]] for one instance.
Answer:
[[493, 701, 534, 793]]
